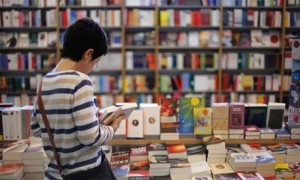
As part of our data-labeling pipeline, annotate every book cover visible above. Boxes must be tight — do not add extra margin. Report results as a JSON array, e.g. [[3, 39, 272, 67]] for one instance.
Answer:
[[127, 109, 144, 139], [250, 151, 275, 163], [194, 107, 212, 135], [147, 143, 168, 155], [214, 173, 241, 180], [160, 97, 179, 123], [169, 158, 190, 168], [237, 172, 264, 180], [288, 82, 300, 125], [212, 103, 229, 131], [167, 144, 186, 154], [229, 103, 245, 129], [149, 155, 170, 168], [209, 163, 234, 175], [244, 104, 267, 128], [266, 102, 285, 129], [140, 103, 160, 137], [178, 97, 204, 133]]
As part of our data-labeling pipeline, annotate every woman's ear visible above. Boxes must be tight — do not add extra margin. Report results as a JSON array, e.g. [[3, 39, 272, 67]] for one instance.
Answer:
[[83, 49, 94, 61]]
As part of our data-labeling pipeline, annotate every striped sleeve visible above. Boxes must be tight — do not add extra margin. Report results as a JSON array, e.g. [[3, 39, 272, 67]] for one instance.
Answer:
[[72, 78, 114, 146], [30, 102, 41, 137]]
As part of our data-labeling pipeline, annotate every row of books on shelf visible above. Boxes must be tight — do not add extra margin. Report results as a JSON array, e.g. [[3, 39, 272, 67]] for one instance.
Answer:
[[159, 9, 219, 27], [126, 31, 155, 46], [0, 0, 122, 7], [223, 0, 284, 7], [0, 0, 56, 7], [159, 73, 290, 92], [0, 32, 57, 48], [126, 9, 154, 27], [158, 0, 219, 6], [58, 9, 121, 28], [1, 9, 56, 28], [285, 11, 300, 27], [158, 53, 218, 70], [223, 29, 280, 47], [223, 9, 282, 27], [222, 52, 282, 70], [0, 53, 56, 71]]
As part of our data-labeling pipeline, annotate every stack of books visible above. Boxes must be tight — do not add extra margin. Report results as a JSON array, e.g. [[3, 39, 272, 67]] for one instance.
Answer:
[[275, 163, 294, 179], [240, 143, 266, 154], [186, 144, 206, 163], [250, 151, 276, 177], [111, 150, 130, 179], [209, 162, 234, 179], [206, 142, 227, 163], [275, 128, 291, 139], [244, 125, 260, 139], [169, 158, 191, 180], [167, 144, 187, 159], [228, 128, 244, 139], [129, 146, 148, 162], [22, 137, 48, 180], [259, 128, 275, 139], [228, 153, 256, 172], [237, 172, 264, 180], [190, 161, 211, 178], [266, 144, 287, 163], [285, 123, 300, 139], [147, 143, 168, 156], [0, 163, 24, 180], [128, 160, 149, 177], [281, 143, 300, 163], [148, 155, 170, 176]]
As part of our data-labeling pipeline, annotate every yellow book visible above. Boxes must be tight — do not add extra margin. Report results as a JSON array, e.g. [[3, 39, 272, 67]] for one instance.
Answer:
[[194, 107, 212, 135], [160, 10, 169, 26]]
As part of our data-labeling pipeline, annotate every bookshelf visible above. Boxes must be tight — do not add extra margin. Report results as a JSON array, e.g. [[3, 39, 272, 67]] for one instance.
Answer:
[[0, 0, 299, 107]]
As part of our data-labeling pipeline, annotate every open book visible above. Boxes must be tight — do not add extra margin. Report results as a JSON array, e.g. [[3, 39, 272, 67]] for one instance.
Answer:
[[99, 103, 137, 125]]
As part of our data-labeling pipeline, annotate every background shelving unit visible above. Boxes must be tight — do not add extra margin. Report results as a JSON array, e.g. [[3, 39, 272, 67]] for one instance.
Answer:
[[0, 0, 299, 108]]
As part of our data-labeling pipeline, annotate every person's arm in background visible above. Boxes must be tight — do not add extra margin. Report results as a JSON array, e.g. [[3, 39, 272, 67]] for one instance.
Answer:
[[72, 78, 123, 146]]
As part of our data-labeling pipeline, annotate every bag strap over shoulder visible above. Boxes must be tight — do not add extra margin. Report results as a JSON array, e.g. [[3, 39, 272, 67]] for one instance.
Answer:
[[37, 80, 65, 178]]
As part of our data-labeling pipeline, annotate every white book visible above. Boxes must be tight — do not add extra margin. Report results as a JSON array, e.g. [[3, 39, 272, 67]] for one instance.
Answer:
[[188, 31, 199, 47], [140, 103, 160, 137], [37, 32, 48, 47], [127, 109, 144, 138], [3, 143, 29, 161], [2, 11, 12, 27], [114, 118, 126, 136], [18, 33, 29, 47]]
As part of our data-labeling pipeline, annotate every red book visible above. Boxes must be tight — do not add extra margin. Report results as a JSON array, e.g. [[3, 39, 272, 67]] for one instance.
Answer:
[[247, 10, 254, 26], [17, 54, 23, 70], [174, 10, 180, 26], [266, 11, 275, 27], [61, 10, 68, 27], [191, 11, 201, 27], [0, 163, 22, 175], [167, 144, 186, 154]]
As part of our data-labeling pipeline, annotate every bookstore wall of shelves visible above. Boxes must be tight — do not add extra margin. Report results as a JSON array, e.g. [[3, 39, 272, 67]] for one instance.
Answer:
[[0, 0, 299, 108]]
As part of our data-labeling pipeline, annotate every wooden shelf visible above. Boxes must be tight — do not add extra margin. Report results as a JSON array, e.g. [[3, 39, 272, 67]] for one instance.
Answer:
[[0, 70, 50, 76], [159, 26, 219, 31], [0, 6, 56, 10], [223, 26, 282, 30], [126, 69, 155, 75], [222, 90, 281, 94], [89, 70, 122, 75], [125, 6, 155, 9], [222, 69, 280, 75], [159, 69, 217, 75], [109, 138, 300, 145], [158, 46, 219, 51], [222, 46, 281, 52], [158, 5, 219, 10], [59, 5, 122, 10], [0, 27, 57, 32], [0, 47, 56, 53], [223, 6, 282, 10], [125, 46, 155, 51], [59, 27, 122, 32]]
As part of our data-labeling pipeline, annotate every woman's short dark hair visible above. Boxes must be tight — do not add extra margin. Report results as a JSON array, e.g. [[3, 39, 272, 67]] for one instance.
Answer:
[[61, 18, 108, 62]]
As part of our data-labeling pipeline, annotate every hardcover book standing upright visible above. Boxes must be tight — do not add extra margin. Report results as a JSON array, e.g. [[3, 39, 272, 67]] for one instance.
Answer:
[[178, 97, 204, 133], [229, 103, 245, 129], [127, 109, 144, 139], [194, 108, 212, 135], [244, 103, 267, 128], [212, 103, 229, 132], [266, 102, 285, 129], [140, 103, 160, 138], [160, 97, 179, 123]]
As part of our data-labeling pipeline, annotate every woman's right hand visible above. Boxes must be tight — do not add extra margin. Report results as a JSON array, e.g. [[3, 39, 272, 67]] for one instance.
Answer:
[[110, 114, 125, 132]]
